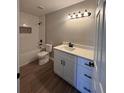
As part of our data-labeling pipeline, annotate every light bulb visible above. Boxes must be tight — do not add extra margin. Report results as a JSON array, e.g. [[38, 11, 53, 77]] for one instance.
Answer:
[[68, 14, 72, 19], [83, 10, 88, 17], [72, 13, 76, 18], [78, 11, 82, 17], [72, 15, 76, 18], [68, 15, 71, 19]]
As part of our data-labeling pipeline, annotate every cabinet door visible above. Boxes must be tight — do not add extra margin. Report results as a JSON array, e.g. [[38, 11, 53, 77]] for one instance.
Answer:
[[54, 57, 64, 78], [63, 58, 76, 86]]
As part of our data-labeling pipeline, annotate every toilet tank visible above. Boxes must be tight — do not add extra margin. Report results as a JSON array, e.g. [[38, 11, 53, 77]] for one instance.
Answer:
[[45, 44, 52, 52]]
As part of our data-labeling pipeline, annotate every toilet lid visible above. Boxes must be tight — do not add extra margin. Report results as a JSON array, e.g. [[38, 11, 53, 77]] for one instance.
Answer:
[[38, 51, 48, 57]]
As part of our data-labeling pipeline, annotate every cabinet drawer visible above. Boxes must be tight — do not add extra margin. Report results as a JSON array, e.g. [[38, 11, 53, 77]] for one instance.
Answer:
[[77, 65, 92, 78], [54, 50, 65, 57], [77, 65, 93, 93], [78, 57, 93, 70], [77, 80, 92, 93], [54, 49, 75, 61], [77, 65, 92, 87], [77, 72, 92, 87], [54, 52, 61, 60], [64, 53, 75, 61]]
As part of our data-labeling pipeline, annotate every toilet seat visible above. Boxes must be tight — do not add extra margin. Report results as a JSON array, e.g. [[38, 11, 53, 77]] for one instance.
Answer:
[[38, 51, 49, 58]]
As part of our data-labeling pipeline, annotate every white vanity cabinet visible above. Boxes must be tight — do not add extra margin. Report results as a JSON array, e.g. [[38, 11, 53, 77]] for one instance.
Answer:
[[53, 46, 94, 93], [77, 57, 94, 93], [54, 49, 77, 87]]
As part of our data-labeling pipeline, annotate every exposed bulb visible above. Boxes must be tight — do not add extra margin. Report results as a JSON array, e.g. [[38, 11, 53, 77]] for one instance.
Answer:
[[83, 10, 89, 17], [72, 13, 76, 18], [68, 14, 71, 19], [78, 11, 82, 17], [73, 15, 76, 18]]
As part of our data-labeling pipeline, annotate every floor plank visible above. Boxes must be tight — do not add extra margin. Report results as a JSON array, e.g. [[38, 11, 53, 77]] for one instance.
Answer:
[[20, 60, 80, 93]]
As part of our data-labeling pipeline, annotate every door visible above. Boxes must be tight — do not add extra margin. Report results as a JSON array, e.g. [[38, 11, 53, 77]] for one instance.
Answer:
[[99, 2, 106, 92], [54, 57, 64, 78], [93, 1, 106, 93]]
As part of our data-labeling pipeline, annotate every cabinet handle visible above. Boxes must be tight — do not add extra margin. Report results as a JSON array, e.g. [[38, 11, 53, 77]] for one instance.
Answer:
[[83, 87, 91, 93], [84, 74, 92, 79], [84, 62, 95, 67], [61, 60, 65, 66], [61, 60, 63, 64], [63, 60, 65, 66], [89, 62, 95, 67], [84, 63, 90, 67]]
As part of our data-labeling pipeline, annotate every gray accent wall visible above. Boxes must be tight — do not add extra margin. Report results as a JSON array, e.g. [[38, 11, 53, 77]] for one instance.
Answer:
[[46, 0, 97, 47]]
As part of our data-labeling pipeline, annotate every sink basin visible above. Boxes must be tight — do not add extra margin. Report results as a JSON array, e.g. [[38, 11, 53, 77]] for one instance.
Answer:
[[62, 45, 75, 51]]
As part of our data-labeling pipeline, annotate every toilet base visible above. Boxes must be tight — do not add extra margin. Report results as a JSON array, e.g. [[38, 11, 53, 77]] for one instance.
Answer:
[[39, 54, 49, 65]]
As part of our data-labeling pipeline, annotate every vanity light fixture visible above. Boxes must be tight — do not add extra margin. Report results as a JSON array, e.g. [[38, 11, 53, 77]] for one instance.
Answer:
[[68, 9, 91, 19]]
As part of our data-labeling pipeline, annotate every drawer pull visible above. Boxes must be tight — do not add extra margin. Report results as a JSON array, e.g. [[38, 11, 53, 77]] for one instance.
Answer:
[[84, 74, 92, 79], [63, 61, 65, 66], [84, 62, 95, 67], [84, 63, 90, 67], [83, 87, 91, 93], [89, 62, 95, 67], [61, 60, 63, 64]]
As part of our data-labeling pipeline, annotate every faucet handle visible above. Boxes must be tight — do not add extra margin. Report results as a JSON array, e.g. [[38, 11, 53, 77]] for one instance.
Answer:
[[69, 42, 73, 47]]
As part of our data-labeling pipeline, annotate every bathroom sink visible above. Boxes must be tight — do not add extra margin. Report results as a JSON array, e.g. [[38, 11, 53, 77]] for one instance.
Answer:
[[62, 45, 75, 51]]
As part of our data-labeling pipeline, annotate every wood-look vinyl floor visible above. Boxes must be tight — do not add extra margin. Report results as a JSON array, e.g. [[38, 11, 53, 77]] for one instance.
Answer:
[[20, 60, 80, 93]]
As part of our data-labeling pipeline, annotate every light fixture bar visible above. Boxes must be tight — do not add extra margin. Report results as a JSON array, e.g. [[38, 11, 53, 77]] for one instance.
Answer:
[[68, 9, 91, 19]]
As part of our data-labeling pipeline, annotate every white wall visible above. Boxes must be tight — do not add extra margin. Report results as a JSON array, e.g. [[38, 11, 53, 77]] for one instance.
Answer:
[[19, 12, 40, 66]]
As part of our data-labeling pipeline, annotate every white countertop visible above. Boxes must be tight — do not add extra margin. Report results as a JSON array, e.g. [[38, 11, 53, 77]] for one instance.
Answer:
[[54, 44, 94, 61]]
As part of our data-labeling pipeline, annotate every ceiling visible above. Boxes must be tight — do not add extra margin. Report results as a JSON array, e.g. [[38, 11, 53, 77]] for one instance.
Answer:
[[20, 0, 86, 16]]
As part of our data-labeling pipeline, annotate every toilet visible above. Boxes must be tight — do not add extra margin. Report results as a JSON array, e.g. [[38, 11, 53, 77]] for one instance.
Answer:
[[38, 44, 52, 65]]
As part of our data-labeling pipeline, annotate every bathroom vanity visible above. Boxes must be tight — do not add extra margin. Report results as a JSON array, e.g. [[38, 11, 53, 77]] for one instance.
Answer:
[[54, 44, 94, 93]]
